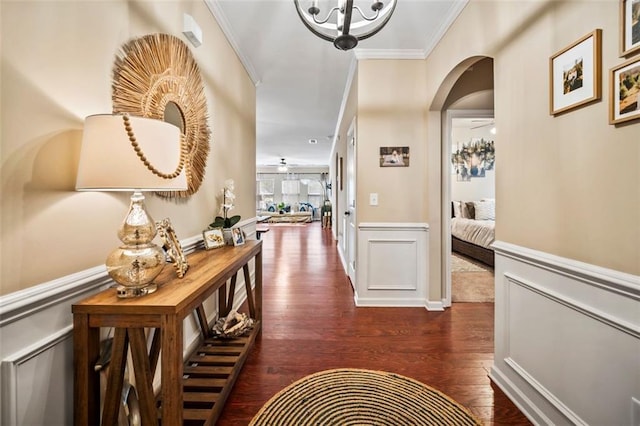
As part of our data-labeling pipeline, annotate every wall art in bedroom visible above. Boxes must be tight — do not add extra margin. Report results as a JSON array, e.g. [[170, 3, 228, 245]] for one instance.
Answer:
[[451, 138, 495, 182], [379, 146, 409, 167]]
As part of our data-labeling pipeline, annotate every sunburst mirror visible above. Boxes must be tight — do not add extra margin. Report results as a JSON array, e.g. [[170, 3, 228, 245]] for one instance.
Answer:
[[112, 33, 210, 199]]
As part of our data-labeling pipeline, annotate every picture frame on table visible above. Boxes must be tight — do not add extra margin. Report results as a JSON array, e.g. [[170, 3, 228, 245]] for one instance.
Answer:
[[620, 0, 640, 57], [609, 56, 640, 124], [203, 227, 225, 250], [550, 29, 602, 116], [231, 227, 245, 246]]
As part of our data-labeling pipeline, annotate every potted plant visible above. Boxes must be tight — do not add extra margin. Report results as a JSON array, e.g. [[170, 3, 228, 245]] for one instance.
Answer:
[[209, 179, 241, 244]]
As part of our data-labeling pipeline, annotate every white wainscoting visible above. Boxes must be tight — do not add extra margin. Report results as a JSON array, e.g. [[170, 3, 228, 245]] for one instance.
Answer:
[[355, 223, 429, 307], [0, 219, 257, 425], [491, 241, 640, 426]]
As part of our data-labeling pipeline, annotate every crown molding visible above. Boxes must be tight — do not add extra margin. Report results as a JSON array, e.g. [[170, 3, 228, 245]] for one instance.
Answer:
[[423, 0, 469, 58], [203, 0, 261, 86], [354, 49, 427, 60], [355, 0, 469, 61], [329, 55, 358, 160]]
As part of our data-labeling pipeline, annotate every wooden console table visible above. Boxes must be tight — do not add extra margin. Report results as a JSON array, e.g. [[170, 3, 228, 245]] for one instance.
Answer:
[[73, 240, 262, 425]]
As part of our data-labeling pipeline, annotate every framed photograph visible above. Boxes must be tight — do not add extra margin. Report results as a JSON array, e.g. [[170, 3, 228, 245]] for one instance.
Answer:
[[231, 227, 245, 246], [379, 146, 410, 167], [550, 29, 602, 115], [610, 56, 640, 124], [156, 218, 189, 278], [620, 0, 640, 57], [203, 228, 225, 250]]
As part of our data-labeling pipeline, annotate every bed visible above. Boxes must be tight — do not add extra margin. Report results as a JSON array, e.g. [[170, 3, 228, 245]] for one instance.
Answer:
[[451, 200, 495, 267]]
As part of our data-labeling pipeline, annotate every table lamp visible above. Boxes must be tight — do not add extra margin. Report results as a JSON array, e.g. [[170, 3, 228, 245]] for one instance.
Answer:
[[76, 114, 188, 298]]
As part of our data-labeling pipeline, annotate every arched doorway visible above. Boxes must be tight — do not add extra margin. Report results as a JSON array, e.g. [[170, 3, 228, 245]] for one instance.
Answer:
[[427, 56, 495, 309]]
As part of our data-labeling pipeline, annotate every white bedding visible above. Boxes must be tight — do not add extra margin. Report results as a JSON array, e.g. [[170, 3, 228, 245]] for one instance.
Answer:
[[451, 217, 495, 249]]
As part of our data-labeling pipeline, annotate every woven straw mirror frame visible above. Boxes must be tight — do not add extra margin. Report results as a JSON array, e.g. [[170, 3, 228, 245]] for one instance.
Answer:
[[112, 33, 210, 199]]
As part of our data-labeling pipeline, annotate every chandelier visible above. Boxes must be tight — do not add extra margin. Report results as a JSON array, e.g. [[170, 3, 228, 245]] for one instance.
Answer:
[[294, 0, 397, 51]]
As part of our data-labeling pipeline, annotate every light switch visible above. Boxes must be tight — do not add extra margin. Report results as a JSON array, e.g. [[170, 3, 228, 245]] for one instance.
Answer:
[[369, 193, 378, 206]]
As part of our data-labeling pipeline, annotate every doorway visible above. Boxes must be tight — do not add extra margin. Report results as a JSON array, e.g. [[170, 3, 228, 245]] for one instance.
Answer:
[[447, 113, 495, 303], [439, 58, 495, 307], [345, 118, 357, 289]]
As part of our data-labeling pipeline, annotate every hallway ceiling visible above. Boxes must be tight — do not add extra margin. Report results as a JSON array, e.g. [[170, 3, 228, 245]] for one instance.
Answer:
[[205, 0, 468, 167]]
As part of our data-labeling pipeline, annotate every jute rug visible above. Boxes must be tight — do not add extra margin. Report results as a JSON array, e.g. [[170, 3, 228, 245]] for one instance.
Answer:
[[250, 368, 482, 425]]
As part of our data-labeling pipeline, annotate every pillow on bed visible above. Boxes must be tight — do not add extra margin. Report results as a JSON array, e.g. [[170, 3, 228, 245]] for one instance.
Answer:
[[473, 200, 495, 220], [458, 201, 471, 219], [452, 201, 462, 218], [465, 202, 476, 219]]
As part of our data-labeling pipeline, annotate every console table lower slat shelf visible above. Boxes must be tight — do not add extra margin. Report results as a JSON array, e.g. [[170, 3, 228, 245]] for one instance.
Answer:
[[158, 323, 261, 425]]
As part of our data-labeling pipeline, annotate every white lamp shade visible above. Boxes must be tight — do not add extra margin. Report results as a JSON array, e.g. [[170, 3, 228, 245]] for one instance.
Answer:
[[76, 114, 188, 191]]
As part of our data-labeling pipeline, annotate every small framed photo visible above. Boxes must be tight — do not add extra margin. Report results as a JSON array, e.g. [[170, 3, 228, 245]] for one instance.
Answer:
[[203, 228, 225, 250], [620, 0, 640, 57], [231, 227, 245, 246], [379, 146, 410, 167], [610, 56, 640, 124], [550, 29, 602, 116]]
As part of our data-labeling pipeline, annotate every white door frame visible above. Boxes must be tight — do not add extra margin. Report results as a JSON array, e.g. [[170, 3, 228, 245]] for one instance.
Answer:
[[442, 109, 494, 307], [345, 118, 357, 288]]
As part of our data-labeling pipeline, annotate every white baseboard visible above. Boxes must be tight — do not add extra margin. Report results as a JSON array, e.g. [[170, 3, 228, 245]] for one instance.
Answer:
[[425, 300, 445, 311]]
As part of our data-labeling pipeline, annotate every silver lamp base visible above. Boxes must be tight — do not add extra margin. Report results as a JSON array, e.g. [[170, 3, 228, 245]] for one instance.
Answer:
[[106, 191, 166, 298]]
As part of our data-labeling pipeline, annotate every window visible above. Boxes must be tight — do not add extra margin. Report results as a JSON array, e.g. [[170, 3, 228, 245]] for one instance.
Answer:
[[257, 179, 275, 210], [282, 180, 300, 206], [258, 179, 274, 195], [307, 180, 323, 196]]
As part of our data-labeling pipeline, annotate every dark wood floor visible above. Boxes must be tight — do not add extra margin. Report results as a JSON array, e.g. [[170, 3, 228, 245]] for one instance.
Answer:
[[217, 222, 530, 425]]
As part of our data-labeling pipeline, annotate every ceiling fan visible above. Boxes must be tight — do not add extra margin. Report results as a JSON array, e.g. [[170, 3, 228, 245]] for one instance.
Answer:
[[277, 158, 288, 173], [471, 121, 497, 134]]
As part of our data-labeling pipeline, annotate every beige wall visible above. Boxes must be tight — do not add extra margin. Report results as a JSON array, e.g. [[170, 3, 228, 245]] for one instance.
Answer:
[[356, 59, 428, 223], [426, 0, 638, 275], [0, 1, 256, 295], [333, 0, 638, 302]]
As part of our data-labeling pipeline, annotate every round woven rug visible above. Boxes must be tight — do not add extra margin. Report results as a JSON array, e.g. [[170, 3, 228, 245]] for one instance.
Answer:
[[250, 368, 482, 425]]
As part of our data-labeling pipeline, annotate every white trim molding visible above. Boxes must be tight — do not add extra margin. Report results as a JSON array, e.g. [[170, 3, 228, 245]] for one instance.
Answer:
[[356, 223, 429, 307], [1, 326, 74, 426], [490, 241, 640, 426], [203, 0, 260, 85]]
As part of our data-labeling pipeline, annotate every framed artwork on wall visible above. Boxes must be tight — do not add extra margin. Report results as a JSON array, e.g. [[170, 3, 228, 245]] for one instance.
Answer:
[[379, 146, 410, 167], [620, 0, 640, 57], [550, 29, 602, 115], [609, 56, 640, 124]]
